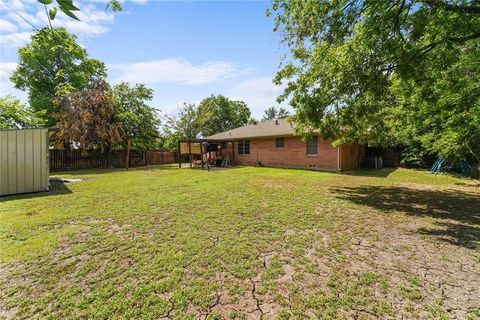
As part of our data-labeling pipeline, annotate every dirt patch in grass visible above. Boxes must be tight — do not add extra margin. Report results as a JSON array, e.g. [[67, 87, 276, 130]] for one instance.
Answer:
[[1, 168, 479, 319]]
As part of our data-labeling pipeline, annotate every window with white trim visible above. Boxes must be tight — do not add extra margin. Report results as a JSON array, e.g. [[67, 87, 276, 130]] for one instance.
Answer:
[[238, 140, 250, 155], [306, 136, 318, 155], [275, 137, 285, 148]]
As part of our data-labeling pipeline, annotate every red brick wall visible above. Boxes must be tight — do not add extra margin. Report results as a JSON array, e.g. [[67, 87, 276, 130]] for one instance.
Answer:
[[219, 143, 234, 158], [232, 136, 339, 170]]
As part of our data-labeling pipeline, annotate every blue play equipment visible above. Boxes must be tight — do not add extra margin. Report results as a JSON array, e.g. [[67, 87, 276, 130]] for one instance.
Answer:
[[431, 157, 471, 176], [430, 158, 444, 174]]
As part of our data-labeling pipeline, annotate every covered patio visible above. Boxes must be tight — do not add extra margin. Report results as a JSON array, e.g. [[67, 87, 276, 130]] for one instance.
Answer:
[[178, 139, 235, 170]]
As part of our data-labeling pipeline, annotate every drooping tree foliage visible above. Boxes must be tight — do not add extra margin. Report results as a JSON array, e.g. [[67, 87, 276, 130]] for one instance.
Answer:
[[0, 96, 46, 129], [262, 106, 290, 121], [269, 0, 480, 167], [113, 82, 160, 151], [197, 95, 251, 137], [10, 27, 106, 126], [53, 80, 122, 166]]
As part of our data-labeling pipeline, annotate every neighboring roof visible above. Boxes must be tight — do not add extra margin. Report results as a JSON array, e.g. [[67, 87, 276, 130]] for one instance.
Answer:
[[204, 119, 295, 140]]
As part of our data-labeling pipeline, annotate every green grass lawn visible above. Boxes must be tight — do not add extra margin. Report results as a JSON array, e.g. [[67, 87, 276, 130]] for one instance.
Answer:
[[1, 166, 479, 319]]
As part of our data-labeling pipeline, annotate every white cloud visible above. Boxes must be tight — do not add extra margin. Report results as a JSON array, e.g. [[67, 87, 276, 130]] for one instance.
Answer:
[[0, 62, 17, 81], [0, 32, 33, 49], [0, 18, 18, 33], [139, 75, 290, 120], [0, 0, 146, 50], [110, 58, 244, 85], [0, 62, 20, 99], [50, 5, 115, 36], [84, 0, 148, 4], [0, 0, 26, 11], [227, 76, 291, 118], [126, 0, 148, 4]]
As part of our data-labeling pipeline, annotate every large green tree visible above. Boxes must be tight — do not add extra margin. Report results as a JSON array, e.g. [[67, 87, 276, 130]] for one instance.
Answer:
[[388, 43, 480, 167], [197, 95, 251, 137], [0, 96, 46, 129], [270, 0, 480, 167], [113, 82, 161, 151], [10, 27, 106, 126]]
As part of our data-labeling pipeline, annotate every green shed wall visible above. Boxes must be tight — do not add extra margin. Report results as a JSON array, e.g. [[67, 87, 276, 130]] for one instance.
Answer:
[[0, 128, 49, 196]]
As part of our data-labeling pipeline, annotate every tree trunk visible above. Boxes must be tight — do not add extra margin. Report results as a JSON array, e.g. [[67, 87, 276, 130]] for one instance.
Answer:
[[472, 163, 480, 179], [102, 145, 113, 168], [125, 139, 131, 170]]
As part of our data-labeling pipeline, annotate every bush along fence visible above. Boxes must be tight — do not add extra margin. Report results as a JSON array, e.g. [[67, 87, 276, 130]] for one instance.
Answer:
[[49, 149, 177, 172]]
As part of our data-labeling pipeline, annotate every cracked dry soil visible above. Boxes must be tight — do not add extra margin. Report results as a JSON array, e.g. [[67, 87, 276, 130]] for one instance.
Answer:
[[1, 169, 479, 319]]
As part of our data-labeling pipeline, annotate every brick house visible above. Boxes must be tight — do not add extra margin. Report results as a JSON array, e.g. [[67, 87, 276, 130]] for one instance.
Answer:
[[204, 119, 364, 171]]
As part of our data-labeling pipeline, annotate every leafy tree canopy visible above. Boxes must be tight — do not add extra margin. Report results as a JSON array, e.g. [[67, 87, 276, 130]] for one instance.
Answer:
[[0, 96, 46, 129], [262, 106, 290, 121], [10, 27, 106, 126], [113, 82, 161, 151], [197, 95, 251, 137], [161, 102, 201, 151], [53, 80, 122, 159], [388, 45, 480, 164], [270, 0, 480, 164]]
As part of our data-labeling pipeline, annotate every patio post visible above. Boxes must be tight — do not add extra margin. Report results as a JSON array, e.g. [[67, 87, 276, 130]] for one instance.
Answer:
[[200, 141, 205, 170]]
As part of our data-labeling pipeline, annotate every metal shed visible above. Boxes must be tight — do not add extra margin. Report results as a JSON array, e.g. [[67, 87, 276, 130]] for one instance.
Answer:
[[0, 128, 50, 196]]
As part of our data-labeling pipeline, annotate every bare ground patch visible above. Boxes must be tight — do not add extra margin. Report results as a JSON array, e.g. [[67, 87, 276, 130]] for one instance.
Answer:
[[1, 168, 479, 319]]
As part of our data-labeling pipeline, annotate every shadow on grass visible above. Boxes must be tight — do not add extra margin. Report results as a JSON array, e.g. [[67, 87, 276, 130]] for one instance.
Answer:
[[454, 181, 480, 188], [343, 168, 398, 178], [50, 164, 180, 176], [331, 185, 480, 249], [0, 181, 72, 202]]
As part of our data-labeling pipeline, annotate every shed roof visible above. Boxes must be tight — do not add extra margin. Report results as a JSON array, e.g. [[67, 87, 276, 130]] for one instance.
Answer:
[[205, 119, 295, 140]]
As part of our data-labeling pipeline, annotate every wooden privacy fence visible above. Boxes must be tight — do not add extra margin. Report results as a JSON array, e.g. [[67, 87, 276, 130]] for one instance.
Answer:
[[364, 147, 401, 167], [49, 149, 177, 171], [145, 150, 177, 165]]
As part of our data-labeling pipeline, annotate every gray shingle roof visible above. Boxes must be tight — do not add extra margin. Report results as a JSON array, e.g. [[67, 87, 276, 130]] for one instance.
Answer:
[[204, 119, 295, 140]]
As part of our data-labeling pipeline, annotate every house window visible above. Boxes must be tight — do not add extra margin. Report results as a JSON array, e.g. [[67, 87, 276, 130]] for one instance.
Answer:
[[306, 136, 318, 155], [238, 140, 250, 155], [275, 137, 285, 148]]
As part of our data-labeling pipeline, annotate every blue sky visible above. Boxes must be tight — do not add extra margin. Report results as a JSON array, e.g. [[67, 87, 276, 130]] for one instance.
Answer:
[[0, 0, 290, 119]]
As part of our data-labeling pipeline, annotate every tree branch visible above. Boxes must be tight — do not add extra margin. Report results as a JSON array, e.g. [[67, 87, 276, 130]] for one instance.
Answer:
[[395, 0, 407, 43], [419, 32, 480, 55], [419, 0, 480, 15]]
